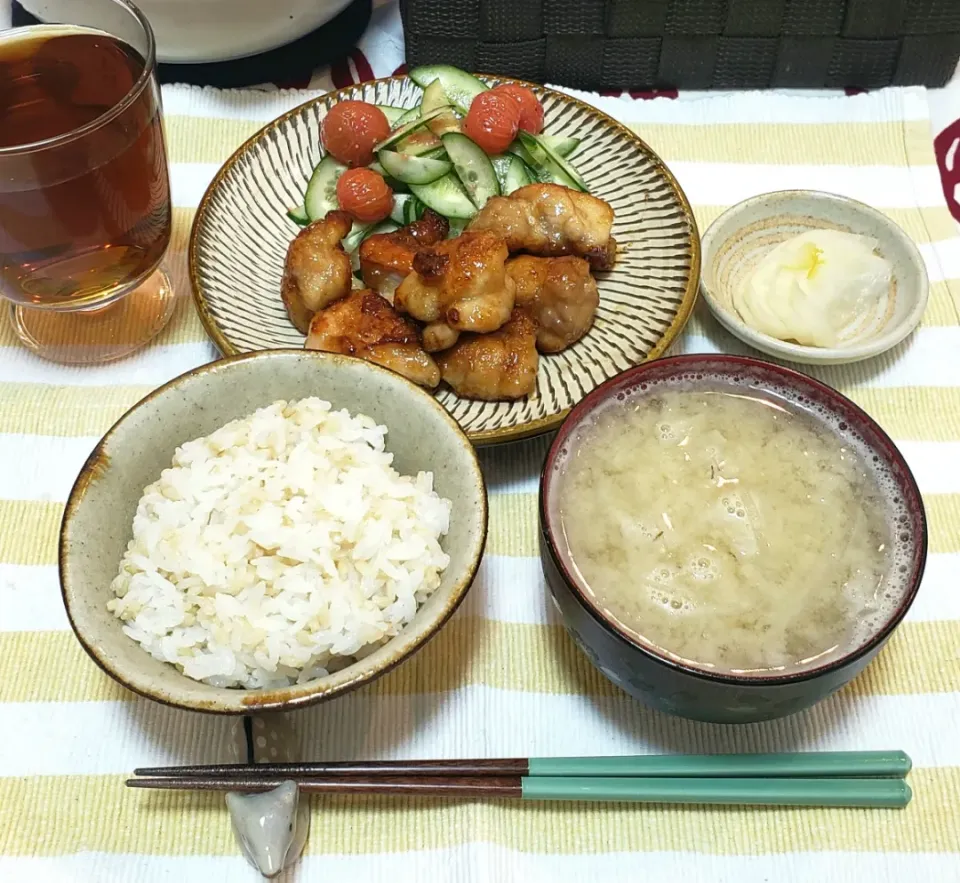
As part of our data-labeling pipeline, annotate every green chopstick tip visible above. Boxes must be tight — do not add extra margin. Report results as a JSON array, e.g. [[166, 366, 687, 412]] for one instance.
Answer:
[[901, 780, 913, 806]]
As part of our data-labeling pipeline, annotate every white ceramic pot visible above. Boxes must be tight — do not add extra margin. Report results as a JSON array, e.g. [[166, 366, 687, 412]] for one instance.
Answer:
[[19, 0, 355, 63]]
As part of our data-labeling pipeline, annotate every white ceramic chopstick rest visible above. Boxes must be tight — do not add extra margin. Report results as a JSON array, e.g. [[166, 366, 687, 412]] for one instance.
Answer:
[[225, 714, 310, 878]]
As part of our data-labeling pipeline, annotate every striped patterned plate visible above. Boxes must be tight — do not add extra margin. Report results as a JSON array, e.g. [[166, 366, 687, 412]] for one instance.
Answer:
[[189, 76, 700, 444]]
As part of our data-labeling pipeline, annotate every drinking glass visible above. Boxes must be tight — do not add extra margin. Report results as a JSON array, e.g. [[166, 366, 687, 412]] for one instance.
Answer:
[[0, 0, 175, 364]]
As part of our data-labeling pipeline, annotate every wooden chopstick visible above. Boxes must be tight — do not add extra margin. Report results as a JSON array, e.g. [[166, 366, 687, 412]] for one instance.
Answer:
[[133, 750, 912, 781], [133, 758, 529, 779], [130, 774, 524, 798], [127, 752, 915, 807], [126, 773, 913, 808]]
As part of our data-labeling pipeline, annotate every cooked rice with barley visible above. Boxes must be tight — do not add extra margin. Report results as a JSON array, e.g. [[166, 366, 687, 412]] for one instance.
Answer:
[[108, 397, 452, 688]]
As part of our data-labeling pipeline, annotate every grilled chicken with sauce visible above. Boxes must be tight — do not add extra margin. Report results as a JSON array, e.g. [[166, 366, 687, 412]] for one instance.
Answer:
[[358, 210, 449, 302], [507, 255, 599, 353], [467, 183, 616, 270], [437, 309, 539, 400], [281, 210, 353, 333], [394, 231, 516, 350], [421, 321, 462, 353], [305, 289, 440, 388]]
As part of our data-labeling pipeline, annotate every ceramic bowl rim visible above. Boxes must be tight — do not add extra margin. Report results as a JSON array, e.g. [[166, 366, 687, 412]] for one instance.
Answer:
[[187, 72, 701, 446], [58, 348, 488, 714], [699, 190, 930, 365], [539, 353, 928, 687]]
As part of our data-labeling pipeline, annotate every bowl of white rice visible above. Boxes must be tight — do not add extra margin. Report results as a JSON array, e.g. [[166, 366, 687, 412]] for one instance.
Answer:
[[59, 350, 487, 714]]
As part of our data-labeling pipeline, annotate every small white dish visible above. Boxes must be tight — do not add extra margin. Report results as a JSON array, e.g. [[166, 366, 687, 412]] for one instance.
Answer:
[[699, 191, 929, 365]]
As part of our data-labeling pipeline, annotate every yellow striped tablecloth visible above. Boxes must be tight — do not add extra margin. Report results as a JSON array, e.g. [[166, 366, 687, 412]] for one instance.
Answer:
[[1, 84, 959, 882]]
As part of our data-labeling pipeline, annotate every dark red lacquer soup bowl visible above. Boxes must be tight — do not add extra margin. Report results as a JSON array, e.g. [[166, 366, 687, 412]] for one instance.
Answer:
[[538, 355, 927, 724]]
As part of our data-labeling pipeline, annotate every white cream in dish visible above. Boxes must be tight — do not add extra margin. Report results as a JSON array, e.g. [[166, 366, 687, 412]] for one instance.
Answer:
[[733, 229, 892, 347], [552, 377, 913, 676]]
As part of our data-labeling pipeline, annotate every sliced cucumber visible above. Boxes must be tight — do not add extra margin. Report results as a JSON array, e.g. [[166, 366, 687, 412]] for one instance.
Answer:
[[536, 135, 588, 191], [393, 105, 421, 126], [375, 106, 449, 151], [397, 128, 443, 156], [506, 139, 538, 167], [507, 151, 558, 186], [519, 131, 587, 192], [406, 197, 426, 223], [375, 105, 407, 125], [502, 153, 533, 194], [419, 145, 448, 160], [517, 132, 549, 168], [390, 194, 413, 225], [421, 79, 447, 115], [378, 149, 452, 185], [390, 194, 429, 226], [442, 132, 500, 209], [518, 155, 566, 187], [509, 136, 578, 188], [491, 155, 511, 190], [342, 220, 399, 253], [342, 221, 376, 253], [428, 113, 461, 138], [286, 204, 310, 226], [304, 155, 347, 221], [508, 136, 582, 166], [446, 218, 467, 238], [361, 219, 399, 245], [408, 64, 488, 113], [491, 154, 531, 194], [373, 219, 399, 235], [538, 134, 582, 158], [409, 174, 477, 220], [422, 79, 461, 136], [539, 159, 579, 189], [375, 165, 411, 194]]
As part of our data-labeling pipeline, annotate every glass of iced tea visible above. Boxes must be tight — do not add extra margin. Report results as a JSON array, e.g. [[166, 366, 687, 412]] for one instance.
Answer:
[[0, 0, 174, 364]]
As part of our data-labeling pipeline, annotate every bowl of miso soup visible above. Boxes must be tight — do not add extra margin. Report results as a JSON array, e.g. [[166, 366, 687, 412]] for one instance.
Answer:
[[539, 354, 927, 724]]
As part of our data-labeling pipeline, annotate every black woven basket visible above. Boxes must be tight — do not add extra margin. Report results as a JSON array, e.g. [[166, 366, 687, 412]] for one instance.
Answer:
[[400, 0, 960, 90]]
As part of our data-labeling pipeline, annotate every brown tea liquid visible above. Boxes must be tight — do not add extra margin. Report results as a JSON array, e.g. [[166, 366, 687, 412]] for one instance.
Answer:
[[0, 25, 171, 308]]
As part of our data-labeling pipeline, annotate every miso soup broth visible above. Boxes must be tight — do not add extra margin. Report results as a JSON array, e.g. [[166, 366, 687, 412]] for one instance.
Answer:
[[552, 377, 912, 677]]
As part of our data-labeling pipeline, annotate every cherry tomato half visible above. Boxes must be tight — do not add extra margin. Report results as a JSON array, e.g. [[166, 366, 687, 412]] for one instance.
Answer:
[[336, 167, 393, 223], [463, 91, 521, 155], [321, 101, 392, 167], [491, 83, 544, 135]]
